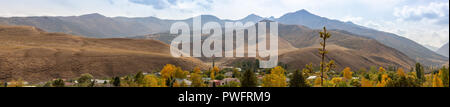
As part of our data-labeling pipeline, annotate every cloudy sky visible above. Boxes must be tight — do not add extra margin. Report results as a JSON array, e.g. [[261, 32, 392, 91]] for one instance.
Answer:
[[0, 0, 448, 47]]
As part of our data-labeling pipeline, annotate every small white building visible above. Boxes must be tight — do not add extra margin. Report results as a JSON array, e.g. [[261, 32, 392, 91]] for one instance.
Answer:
[[307, 76, 318, 80], [175, 79, 192, 86], [94, 79, 110, 84], [224, 72, 233, 77]]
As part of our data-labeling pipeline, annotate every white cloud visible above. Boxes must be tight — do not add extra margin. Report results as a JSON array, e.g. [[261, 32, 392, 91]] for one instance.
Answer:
[[394, 2, 449, 25]]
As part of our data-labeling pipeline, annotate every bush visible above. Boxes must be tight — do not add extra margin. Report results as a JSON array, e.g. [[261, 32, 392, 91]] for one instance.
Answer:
[[386, 76, 420, 87]]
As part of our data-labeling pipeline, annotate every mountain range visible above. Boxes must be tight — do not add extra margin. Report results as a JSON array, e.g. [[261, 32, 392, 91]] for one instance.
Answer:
[[0, 10, 447, 66], [135, 22, 415, 71], [437, 43, 449, 57], [225, 23, 415, 70]]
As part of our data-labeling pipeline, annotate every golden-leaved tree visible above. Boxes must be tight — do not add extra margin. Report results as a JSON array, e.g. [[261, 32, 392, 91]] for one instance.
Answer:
[[142, 75, 162, 87], [262, 66, 287, 87], [342, 67, 353, 81], [160, 64, 177, 87], [375, 67, 392, 87], [210, 66, 220, 80], [433, 71, 444, 87], [361, 78, 374, 87], [190, 67, 205, 87]]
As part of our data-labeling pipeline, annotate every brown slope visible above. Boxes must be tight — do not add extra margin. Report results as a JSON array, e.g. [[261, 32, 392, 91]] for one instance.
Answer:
[[131, 23, 414, 72], [0, 25, 207, 83], [276, 24, 415, 71], [279, 45, 414, 71]]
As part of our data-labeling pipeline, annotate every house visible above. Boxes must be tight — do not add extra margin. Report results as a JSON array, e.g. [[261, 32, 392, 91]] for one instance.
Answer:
[[220, 78, 240, 86], [183, 79, 192, 86], [64, 82, 75, 86], [208, 80, 221, 87], [94, 79, 110, 84], [307, 76, 318, 80], [7, 81, 29, 85], [222, 66, 242, 72], [224, 72, 233, 77], [175, 79, 192, 86], [203, 78, 211, 82]]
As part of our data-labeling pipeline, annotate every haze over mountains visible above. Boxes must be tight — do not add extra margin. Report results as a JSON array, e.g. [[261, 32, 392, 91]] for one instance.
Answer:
[[425, 45, 439, 52], [0, 9, 447, 66]]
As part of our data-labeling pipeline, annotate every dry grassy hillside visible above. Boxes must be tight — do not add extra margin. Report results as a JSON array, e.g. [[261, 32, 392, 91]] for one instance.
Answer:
[[143, 23, 415, 71], [221, 24, 415, 71], [0, 25, 207, 83]]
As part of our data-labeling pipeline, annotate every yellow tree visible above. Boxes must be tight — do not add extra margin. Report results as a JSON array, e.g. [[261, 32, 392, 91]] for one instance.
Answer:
[[160, 64, 177, 87], [375, 68, 395, 87], [303, 63, 314, 77], [376, 74, 390, 87], [210, 66, 220, 80], [379, 67, 386, 73], [342, 67, 353, 81], [142, 75, 160, 87], [361, 78, 373, 87], [331, 77, 343, 87], [397, 68, 406, 77], [174, 67, 188, 79], [324, 61, 336, 80], [262, 66, 287, 87], [172, 67, 189, 87], [190, 67, 205, 87], [433, 73, 444, 87], [314, 77, 322, 87]]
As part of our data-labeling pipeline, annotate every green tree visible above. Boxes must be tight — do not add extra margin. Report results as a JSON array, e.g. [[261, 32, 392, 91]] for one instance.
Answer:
[[174, 67, 188, 79], [190, 67, 204, 87], [142, 75, 161, 87], [78, 73, 94, 87], [440, 67, 449, 87], [290, 69, 308, 87], [386, 69, 420, 87], [220, 81, 240, 87], [52, 79, 65, 87], [215, 74, 225, 80], [386, 76, 420, 87], [43, 82, 53, 87], [232, 68, 241, 78], [318, 27, 332, 86], [303, 63, 314, 77], [241, 69, 257, 87], [415, 63, 424, 81], [135, 71, 145, 85], [113, 77, 121, 87]]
